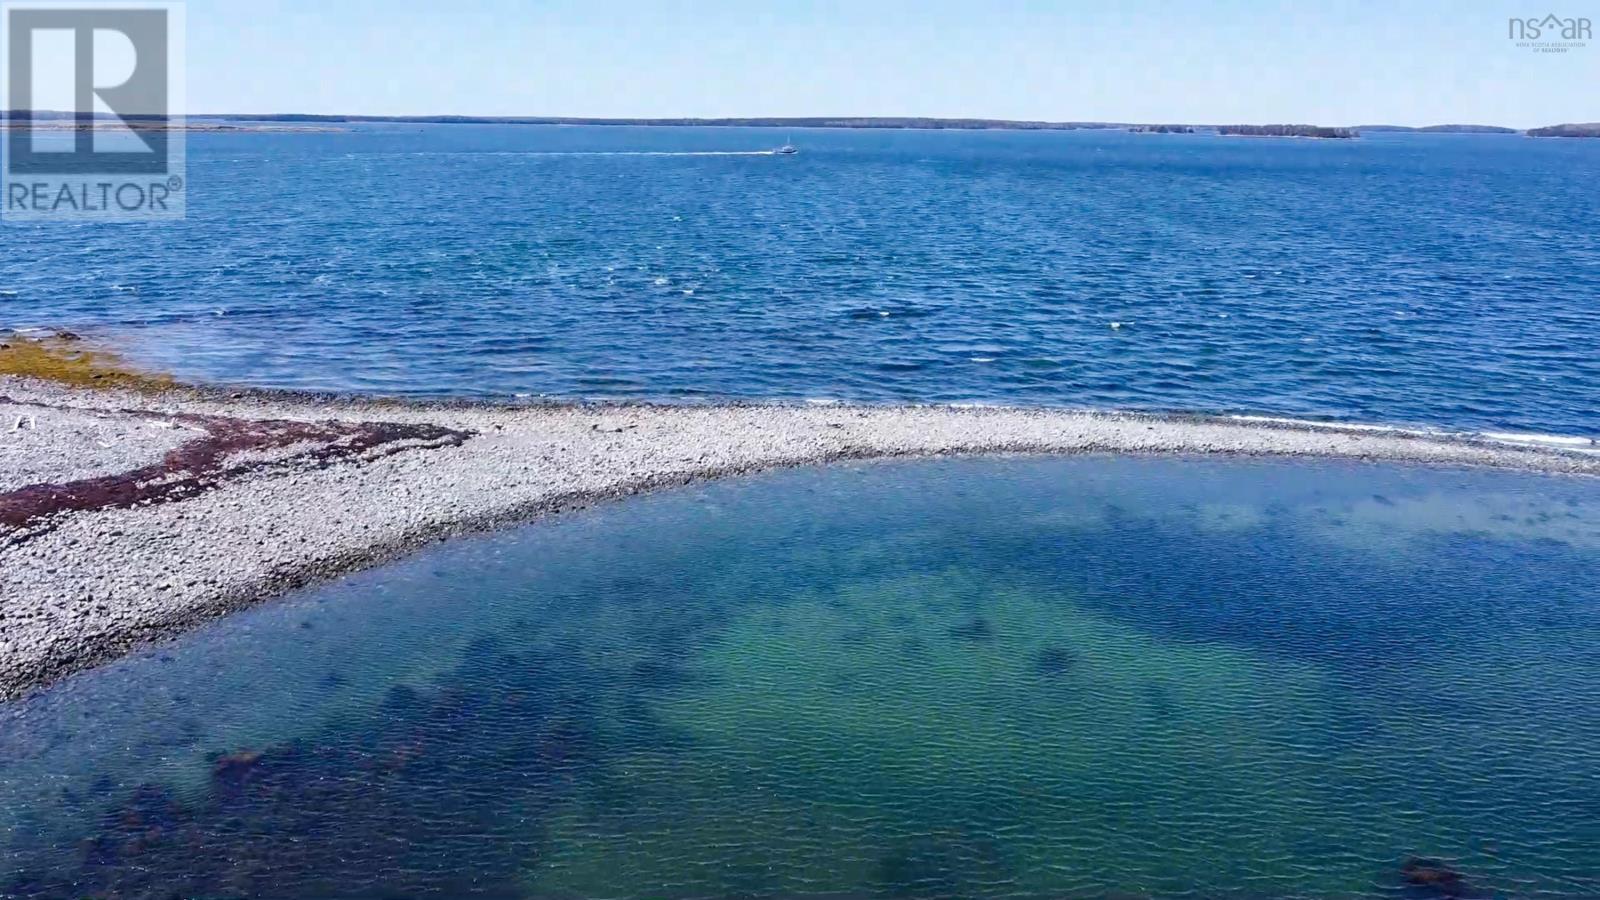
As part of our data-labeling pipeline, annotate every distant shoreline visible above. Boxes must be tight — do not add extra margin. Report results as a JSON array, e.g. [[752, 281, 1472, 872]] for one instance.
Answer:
[[0, 122, 345, 134], [202, 116, 1520, 135], [6, 111, 1589, 137]]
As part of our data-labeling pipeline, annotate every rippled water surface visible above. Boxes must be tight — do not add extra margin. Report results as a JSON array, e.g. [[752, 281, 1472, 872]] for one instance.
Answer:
[[3, 126, 1599, 433], [3, 457, 1599, 898]]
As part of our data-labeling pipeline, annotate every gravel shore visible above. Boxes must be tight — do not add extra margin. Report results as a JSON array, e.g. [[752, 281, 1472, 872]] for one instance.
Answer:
[[2, 376, 1597, 702], [0, 401, 192, 491]]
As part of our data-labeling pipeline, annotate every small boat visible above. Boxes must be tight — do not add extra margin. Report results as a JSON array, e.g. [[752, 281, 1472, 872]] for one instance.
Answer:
[[774, 135, 798, 155]]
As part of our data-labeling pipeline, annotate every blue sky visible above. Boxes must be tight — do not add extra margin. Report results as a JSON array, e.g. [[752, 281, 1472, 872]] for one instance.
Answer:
[[186, 0, 1598, 126]]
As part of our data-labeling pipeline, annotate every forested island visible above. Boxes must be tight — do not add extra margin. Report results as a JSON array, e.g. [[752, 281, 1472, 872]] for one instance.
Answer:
[[1357, 124, 1518, 134], [1527, 123, 1600, 138], [1217, 124, 1358, 139]]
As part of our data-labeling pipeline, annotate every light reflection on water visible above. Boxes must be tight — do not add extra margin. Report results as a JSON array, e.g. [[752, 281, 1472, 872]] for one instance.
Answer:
[[3, 456, 1598, 898]]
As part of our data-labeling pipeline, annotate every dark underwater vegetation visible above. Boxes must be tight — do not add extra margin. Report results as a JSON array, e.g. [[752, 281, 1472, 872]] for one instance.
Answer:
[[3, 456, 1599, 898]]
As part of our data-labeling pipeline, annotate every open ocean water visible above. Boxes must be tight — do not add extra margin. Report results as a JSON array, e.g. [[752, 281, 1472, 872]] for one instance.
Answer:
[[4, 457, 1600, 899], [2, 125, 1598, 436]]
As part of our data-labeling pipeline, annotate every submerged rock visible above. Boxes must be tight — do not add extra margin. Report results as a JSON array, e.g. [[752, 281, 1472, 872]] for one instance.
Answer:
[[947, 616, 993, 641], [1401, 856, 1468, 897], [212, 750, 265, 782], [1034, 646, 1078, 675]]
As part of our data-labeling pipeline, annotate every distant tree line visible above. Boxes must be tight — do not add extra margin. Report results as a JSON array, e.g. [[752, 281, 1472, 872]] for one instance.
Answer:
[[13, 110, 1594, 138], [1216, 124, 1358, 139], [199, 114, 1133, 132], [1526, 123, 1600, 138], [1358, 124, 1519, 134]]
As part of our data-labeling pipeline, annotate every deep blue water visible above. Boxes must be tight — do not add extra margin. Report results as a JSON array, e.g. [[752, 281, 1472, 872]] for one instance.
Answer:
[[3, 126, 1598, 434], [4, 457, 1600, 899]]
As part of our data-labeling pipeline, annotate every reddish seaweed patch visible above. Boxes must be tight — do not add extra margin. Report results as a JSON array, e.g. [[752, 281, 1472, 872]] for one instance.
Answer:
[[0, 403, 472, 544]]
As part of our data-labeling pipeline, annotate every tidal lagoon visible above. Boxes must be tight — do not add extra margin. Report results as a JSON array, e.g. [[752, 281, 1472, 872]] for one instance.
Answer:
[[4, 457, 1599, 898]]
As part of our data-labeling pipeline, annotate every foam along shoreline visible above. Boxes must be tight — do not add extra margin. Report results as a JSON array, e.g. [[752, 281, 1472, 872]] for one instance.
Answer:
[[1223, 414, 1600, 454], [3, 376, 1600, 703]]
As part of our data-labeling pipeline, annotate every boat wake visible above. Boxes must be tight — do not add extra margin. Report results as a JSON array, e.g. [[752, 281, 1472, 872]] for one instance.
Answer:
[[346, 150, 780, 159], [526, 150, 779, 157]]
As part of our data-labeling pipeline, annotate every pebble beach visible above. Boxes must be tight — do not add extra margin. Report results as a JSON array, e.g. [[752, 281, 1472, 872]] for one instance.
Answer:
[[3, 374, 1598, 702]]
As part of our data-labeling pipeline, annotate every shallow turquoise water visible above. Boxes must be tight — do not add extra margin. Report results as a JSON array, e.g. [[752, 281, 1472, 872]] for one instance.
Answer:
[[3, 457, 1599, 898]]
